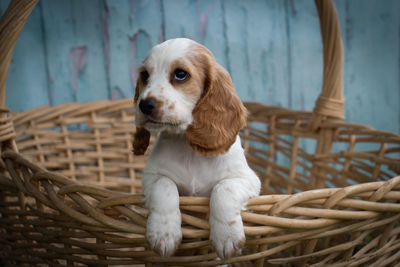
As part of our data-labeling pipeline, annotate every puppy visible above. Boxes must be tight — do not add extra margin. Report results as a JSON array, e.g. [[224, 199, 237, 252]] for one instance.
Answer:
[[133, 38, 260, 260]]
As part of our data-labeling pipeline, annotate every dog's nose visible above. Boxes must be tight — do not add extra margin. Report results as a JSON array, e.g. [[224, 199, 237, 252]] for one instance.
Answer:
[[139, 98, 156, 115]]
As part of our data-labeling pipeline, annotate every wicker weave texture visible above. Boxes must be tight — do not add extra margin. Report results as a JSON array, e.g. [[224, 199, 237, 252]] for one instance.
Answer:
[[0, 100, 399, 266], [11, 99, 145, 194]]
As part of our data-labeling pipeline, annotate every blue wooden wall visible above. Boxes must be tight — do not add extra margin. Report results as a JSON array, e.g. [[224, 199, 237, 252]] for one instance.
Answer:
[[1, 0, 399, 133]]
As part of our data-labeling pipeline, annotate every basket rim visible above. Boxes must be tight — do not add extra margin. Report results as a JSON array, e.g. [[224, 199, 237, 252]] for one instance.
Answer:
[[3, 149, 400, 209], [11, 99, 400, 140]]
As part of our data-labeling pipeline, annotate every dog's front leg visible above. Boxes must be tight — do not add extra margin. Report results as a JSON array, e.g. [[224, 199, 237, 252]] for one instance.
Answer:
[[209, 177, 260, 260], [143, 175, 182, 257]]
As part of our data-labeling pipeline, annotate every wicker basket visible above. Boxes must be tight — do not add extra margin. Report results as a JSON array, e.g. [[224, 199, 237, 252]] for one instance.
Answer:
[[1, 0, 399, 266]]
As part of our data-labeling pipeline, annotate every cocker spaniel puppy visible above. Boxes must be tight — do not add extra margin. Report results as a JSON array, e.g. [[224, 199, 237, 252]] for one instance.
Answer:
[[133, 38, 260, 260]]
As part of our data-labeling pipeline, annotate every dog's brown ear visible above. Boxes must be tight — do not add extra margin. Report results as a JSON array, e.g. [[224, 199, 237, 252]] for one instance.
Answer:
[[134, 76, 141, 104], [133, 77, 150, 155], [133, 127, 150, 155], [186, 62, 247, 156]]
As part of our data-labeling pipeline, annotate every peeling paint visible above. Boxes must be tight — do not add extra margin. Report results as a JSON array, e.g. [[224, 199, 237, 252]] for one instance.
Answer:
[[200, 14, 208, 41], [112, 86, 126, 100], [4, 0, 400, 134], [196, 0, 209, 42], [112, 87, 118, 100], [129, 30, 151, 90], [69, 46, 87, 100]]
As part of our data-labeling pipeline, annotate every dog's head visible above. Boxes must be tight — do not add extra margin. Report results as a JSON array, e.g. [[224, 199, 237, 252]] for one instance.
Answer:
[[133, 38, 246, 156]]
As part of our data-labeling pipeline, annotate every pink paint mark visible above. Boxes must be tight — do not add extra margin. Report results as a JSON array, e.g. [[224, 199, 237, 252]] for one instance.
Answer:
[[195, 0, 210, 42], [112, 87, 119, 100], [69, 46, 87, 93], [130, 35, 138, 89], [200, 14, 208, 41]]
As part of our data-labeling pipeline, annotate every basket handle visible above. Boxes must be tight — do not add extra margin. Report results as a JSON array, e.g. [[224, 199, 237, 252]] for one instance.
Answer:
[[0, 0, 38, 150], [309, 0, 345, 130], [0, 0, 38, 108]]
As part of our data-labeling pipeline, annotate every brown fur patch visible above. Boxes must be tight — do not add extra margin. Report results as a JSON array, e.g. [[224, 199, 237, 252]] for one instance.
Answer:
[[134, 80, 141, 104], [134, 66, 146, 103], [132, 127, 150, 155], [168, 103, 175, 110], [186, 44, 247, 156], [169, 58, 203, 103], [134, 65, 155, 103], [228, 220, 236, 226]]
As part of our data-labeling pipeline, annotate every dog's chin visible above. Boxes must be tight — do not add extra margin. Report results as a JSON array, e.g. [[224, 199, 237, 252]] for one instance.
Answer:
[[142, 119, 188, 134]]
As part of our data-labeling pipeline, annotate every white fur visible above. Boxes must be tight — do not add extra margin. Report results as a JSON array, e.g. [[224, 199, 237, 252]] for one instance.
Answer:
[[137, 38, 261, 260]]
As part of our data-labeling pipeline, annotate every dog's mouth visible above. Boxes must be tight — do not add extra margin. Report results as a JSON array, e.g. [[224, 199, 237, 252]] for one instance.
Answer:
[[142, 118, 188, 134], [146, 118, 180, 127]]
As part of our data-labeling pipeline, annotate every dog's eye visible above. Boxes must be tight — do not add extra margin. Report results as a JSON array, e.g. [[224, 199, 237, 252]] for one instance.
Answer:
[[141, 71, 149, 83], [173, 69, 188, 81]]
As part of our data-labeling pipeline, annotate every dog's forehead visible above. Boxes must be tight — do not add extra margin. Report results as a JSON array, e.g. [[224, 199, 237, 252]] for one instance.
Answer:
[[145, 38, 196, 67]]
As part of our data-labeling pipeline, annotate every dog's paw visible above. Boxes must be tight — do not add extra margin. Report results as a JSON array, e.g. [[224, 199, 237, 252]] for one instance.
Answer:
[[210, 216, 245, 260], [146, 210, 182, 257]]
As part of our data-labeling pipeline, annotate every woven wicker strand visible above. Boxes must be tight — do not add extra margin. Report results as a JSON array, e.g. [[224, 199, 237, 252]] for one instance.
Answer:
[[1, 0, 400, 266]]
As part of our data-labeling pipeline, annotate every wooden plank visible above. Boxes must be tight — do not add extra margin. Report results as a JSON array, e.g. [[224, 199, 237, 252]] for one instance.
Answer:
[[41, 0, 108, 106], [70, 0, 109, 103], [285, 0, 323, 111], [163, 0, 228, 77], [339, 0, 400, 133], [195, 0, 225, 68], [163, 0, 201, 41], [222, 0, 290, 104], [163, 0, 226, 71], [40, 0, 78, 105], [5, 0, 49, 111], [106, 0, 163, 100]]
